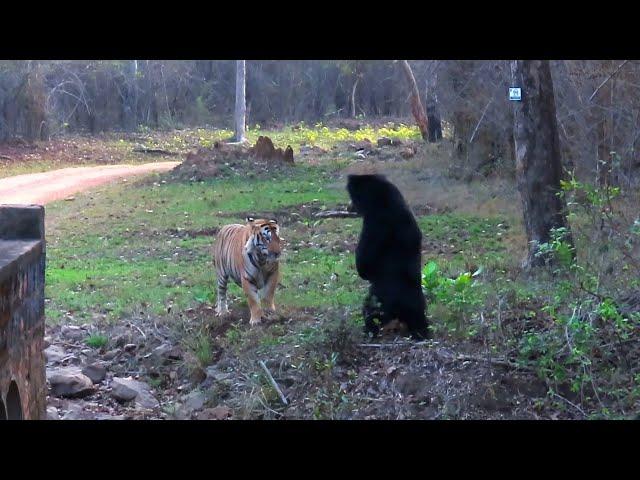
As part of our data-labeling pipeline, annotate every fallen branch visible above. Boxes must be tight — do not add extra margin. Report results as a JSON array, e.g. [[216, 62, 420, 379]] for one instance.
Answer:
[[469, 98, 494, 144], [589, 60, 630, 102], [259, 360, 288, 406], [358, 341, 429, 348], [128, 322, 147, 340], [550, 391, 587, 418], [133, 147, 179, 156], [314, 210, 360, 219], [452, 354, 534, 372], [0, 155, 13, 161]]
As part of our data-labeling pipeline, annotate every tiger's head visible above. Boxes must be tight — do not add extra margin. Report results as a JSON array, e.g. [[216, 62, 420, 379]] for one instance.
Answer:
[[245, 217, 282, 265]]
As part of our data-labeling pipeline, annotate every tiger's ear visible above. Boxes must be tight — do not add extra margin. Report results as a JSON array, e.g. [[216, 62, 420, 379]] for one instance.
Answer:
[[246, 217, 255, 223], [269, 219, 278, 224]]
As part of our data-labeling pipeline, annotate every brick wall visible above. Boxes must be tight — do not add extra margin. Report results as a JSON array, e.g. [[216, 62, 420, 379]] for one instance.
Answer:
[[0, 205, 46, 420]]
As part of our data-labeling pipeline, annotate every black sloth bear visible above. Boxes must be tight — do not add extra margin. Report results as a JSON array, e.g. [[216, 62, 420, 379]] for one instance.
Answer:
[[347, 174, 430, 340]]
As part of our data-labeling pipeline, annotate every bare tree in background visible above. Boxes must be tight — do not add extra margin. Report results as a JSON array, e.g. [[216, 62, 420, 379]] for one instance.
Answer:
[[350, 74, 360, 118], [234, 60, 246, 142], [399, 60, 429, 141], [511, 60, 574, 269], [424, 61, 442, 142], [123, 60, 138, 131]]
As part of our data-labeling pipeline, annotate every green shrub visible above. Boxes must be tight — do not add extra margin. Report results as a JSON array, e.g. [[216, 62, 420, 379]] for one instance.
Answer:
[[421, 261, 484, 335]]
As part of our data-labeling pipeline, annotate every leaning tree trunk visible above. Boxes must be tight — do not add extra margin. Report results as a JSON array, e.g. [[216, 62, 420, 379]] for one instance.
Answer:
[[425, 63, 442, 142], [350, 76, 360, 118], [400, 60, 429, 141], [511, 60, 574, 269], [234, 60, 246, 142]]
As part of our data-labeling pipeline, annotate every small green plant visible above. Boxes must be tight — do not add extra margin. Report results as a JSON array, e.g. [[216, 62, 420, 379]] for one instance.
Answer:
[[534, 227, 575, 270], [85, 334, 108, 349], [183, 330, 214, 367], [194, 335, 213, 366], [314, 352, 339, 375], [421, 260, 484, 335], [225, 325, 242, 346]]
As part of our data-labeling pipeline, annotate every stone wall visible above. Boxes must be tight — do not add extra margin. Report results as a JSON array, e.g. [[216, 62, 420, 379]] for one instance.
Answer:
[[0, 205, 46, 420]]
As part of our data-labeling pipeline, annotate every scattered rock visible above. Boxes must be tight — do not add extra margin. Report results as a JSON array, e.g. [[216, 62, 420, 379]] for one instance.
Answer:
[[124, 343, 137, 353], [95, 414, 126, 420], [60, 401, 95, 420], [205, 366, 232, 383], [111, 377, 159, 410], [82, 362, 107, 384], [44, 345, 67, 364], [48, 367, 95, 398], [152, 343, 172, 358], [183, 390, 206, 410], [103, 349, 120, 361], [197, 406, 232, 420], [166, 347, 183, 360], [149, 344, 182, 366], [113, 335, 131, 348], [46, 406, 59, 420], [61, 325, 86, 342], [176, 390, 207, 419]]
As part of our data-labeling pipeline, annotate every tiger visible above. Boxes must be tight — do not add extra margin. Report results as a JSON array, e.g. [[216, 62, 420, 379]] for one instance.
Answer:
[[213, 217, 282, 325]]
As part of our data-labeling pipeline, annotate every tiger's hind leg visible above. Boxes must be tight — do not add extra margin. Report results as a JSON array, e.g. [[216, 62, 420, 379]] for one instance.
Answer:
[[215, 272, 230, 316]]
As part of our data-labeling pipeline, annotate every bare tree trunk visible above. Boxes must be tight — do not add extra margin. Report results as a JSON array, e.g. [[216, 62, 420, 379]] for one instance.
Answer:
[[123, 60, 138, 131], [511, 60, 574, 269], [350, 76, 359, 118], [132, 60, 138, 129], [234, 60, 247, 142], [400, 60, 429, 141], [425, 62, 442, 142]]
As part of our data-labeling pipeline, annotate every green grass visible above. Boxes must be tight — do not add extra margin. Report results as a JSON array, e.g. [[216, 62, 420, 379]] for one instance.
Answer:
[[45, 176, 509, 328], [42, 125, 510, 330], [85, 334, 109, 348]]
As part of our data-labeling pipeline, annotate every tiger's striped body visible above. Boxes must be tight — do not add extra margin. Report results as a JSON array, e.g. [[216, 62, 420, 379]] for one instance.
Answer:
[[213, 218, 282, 325]]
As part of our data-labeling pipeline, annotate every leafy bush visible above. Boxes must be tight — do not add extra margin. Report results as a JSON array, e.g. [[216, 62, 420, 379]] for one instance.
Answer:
[[421, 261, 484, 335]]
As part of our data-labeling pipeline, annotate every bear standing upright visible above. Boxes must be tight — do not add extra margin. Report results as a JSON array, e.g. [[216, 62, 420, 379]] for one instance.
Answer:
[[347, 174, 430, 339]]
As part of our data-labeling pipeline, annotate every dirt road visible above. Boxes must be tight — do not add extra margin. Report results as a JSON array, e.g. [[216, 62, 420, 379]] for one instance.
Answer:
[[0, 162, 180, 205]]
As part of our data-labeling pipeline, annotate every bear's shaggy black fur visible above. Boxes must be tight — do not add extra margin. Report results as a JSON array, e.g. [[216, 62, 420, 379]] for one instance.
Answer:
[[347, 174, 430, 340]]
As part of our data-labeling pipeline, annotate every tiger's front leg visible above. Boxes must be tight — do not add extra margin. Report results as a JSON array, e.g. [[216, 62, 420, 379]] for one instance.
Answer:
[[242, 276, 264, 326], [215, 273, 230, 316], [261, 269, 279, 316]]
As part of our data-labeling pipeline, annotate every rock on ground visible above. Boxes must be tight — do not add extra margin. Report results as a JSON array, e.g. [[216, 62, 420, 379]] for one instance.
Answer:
[[175, 390, 207, 419], [111, 377, 159, 410], [196, 406, 232, 420], [46, 406, 59, 420], [44, 345, 67, 364], [82, 362, 107, 384], [48, 367, 95, 398]]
